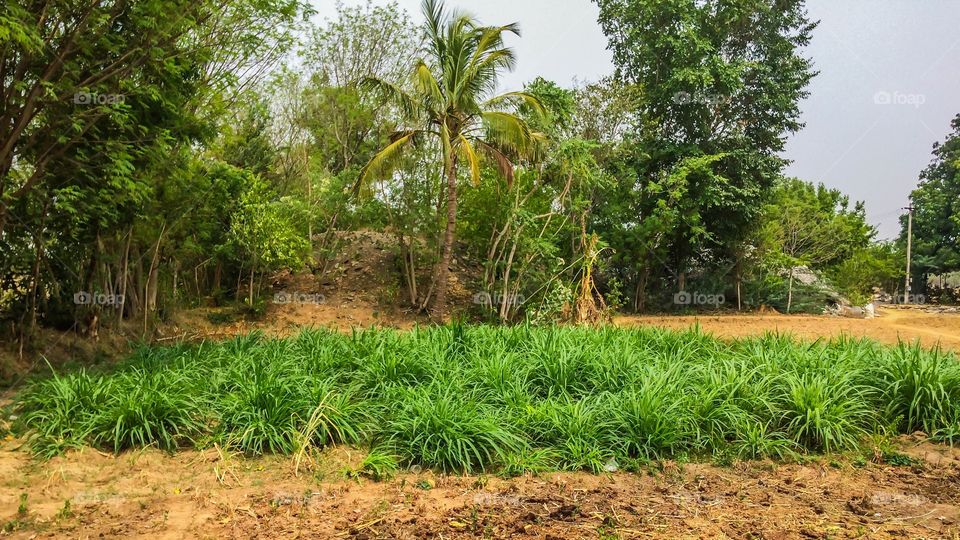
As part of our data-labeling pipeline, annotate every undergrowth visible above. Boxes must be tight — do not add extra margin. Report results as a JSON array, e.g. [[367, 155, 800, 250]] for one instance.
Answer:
[[12, 325, 960, 474]]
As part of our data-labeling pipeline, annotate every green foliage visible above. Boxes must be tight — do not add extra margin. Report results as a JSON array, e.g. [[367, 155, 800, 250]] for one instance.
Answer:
[[229, 175, 310, 274], [89, 369, 206, 453], [356, 0, 544, 315], [875, 345, 960, 433], [905, 114, 960, 286], [830, 244, 903, 304], [745, 178, 883, 311], [499, 448, 559, 477], [353, 449, 401, 481], [14, 326, 960, 474], [381, 385, 524, 473], [776, 371, 871, 452], [591, 0, 817, 308], [0, 0, 312, 335]]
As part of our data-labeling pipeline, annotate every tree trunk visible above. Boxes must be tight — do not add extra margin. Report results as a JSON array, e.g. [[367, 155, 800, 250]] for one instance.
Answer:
[[499, 235, 520, 321], [429, 155, 458, 319], [116, 228, 132, 328], [248, 264, 255, 306], [307, 173, 313, 247], [786, 266, 795, 314], [735, 259, 742, 311], [28, 219, 45, 333], [144, 222, 166, 336], [213, 261, 222, 293], [398, 233, 418, 306]]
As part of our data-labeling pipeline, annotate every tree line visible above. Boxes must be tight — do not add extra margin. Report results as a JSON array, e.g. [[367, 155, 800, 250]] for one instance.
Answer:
[[0, 0, 955, 348]]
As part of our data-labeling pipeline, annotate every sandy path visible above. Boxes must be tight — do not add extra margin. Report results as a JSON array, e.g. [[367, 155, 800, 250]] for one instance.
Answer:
[[615, 307, 960, 351]]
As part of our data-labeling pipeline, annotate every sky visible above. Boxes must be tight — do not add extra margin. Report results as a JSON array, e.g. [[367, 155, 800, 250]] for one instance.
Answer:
[[314, 0, 960, 239]]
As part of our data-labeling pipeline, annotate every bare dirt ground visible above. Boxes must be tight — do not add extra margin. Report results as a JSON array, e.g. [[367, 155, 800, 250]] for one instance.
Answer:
[[1, 436, 959, 539], [616, 307, 960, 352]]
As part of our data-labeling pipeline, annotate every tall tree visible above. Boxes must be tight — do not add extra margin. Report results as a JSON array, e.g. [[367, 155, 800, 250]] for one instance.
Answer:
[[0, 0, 306, 237], [592, 0, 818, 306], [0, 0, 308, 341], [904, 114, 960, 292], [357, 0, 543, 318]]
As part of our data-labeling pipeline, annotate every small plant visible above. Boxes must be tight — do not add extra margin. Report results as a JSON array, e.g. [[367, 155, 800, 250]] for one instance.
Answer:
[[56, 499, 73, 520], [777, 371, 871, 452], [355, 450, 400, 481], [881, 451, 916, 467], [499, 448, 558, 478], [382, 386, 523, 473], [597, 515, 621, 540], [17, 493, 28, 516], [932, 423, 960, 446]]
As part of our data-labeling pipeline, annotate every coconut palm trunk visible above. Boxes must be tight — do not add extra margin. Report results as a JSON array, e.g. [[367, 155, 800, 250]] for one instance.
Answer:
[[430, 154, 459, 317]]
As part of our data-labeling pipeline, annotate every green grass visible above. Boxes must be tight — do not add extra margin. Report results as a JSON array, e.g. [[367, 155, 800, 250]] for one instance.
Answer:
[[12, 325, 960, 473]]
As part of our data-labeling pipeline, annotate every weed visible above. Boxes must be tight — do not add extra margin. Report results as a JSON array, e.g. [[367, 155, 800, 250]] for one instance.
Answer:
[[881, 451, 916, 467], [500, 448, 559, 477], [56, 499, 73, 520], [415, 479, 432, 490], [355, 450, 400, 481]]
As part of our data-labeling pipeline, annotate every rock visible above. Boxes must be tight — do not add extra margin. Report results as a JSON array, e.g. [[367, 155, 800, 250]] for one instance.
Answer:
[[838, 306, 865, 319]]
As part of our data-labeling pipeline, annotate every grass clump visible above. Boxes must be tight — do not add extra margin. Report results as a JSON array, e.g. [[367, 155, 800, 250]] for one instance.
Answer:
[[12, 325, 960, 474], [381, 385, 523, 473]]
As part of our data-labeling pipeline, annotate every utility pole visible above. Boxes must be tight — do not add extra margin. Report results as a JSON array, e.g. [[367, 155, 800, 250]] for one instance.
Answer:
[[904, 205, 914, 304]]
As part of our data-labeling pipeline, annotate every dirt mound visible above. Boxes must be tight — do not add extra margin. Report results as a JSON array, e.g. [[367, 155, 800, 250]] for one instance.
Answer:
[[259, 230, 481, 332]]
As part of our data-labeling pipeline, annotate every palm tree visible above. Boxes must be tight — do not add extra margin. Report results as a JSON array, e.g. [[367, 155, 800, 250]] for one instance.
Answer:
[[357, 0, 544, 318]]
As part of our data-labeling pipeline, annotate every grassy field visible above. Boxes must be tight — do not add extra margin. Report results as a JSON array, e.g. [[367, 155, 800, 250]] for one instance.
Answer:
[[12, 324, 960, 474]]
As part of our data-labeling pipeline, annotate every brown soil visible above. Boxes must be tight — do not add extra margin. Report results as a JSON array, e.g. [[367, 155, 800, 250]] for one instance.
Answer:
[[616, 306, 960, 351], [1, 436, 959, 539]]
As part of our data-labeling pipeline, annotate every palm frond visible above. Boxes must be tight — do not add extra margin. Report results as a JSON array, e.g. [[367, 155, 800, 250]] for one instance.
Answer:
[[475, 139, 516, 189], [359, 76, 421, 121], [356, 131, 418, 195], [481, 111, 534, 156], [413, 60, 445, 111], [485, 91, 546, 118], [457, 135, 482, 186], [422, 0, 446, 61], [457, 48, 516, 106]]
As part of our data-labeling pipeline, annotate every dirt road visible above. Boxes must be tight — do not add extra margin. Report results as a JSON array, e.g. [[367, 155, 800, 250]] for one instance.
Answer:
[[616, 307, 960, 351]]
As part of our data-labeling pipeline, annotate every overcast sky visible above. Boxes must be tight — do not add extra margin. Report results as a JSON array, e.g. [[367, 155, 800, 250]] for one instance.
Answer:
[[315, 0, 960, 239]]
